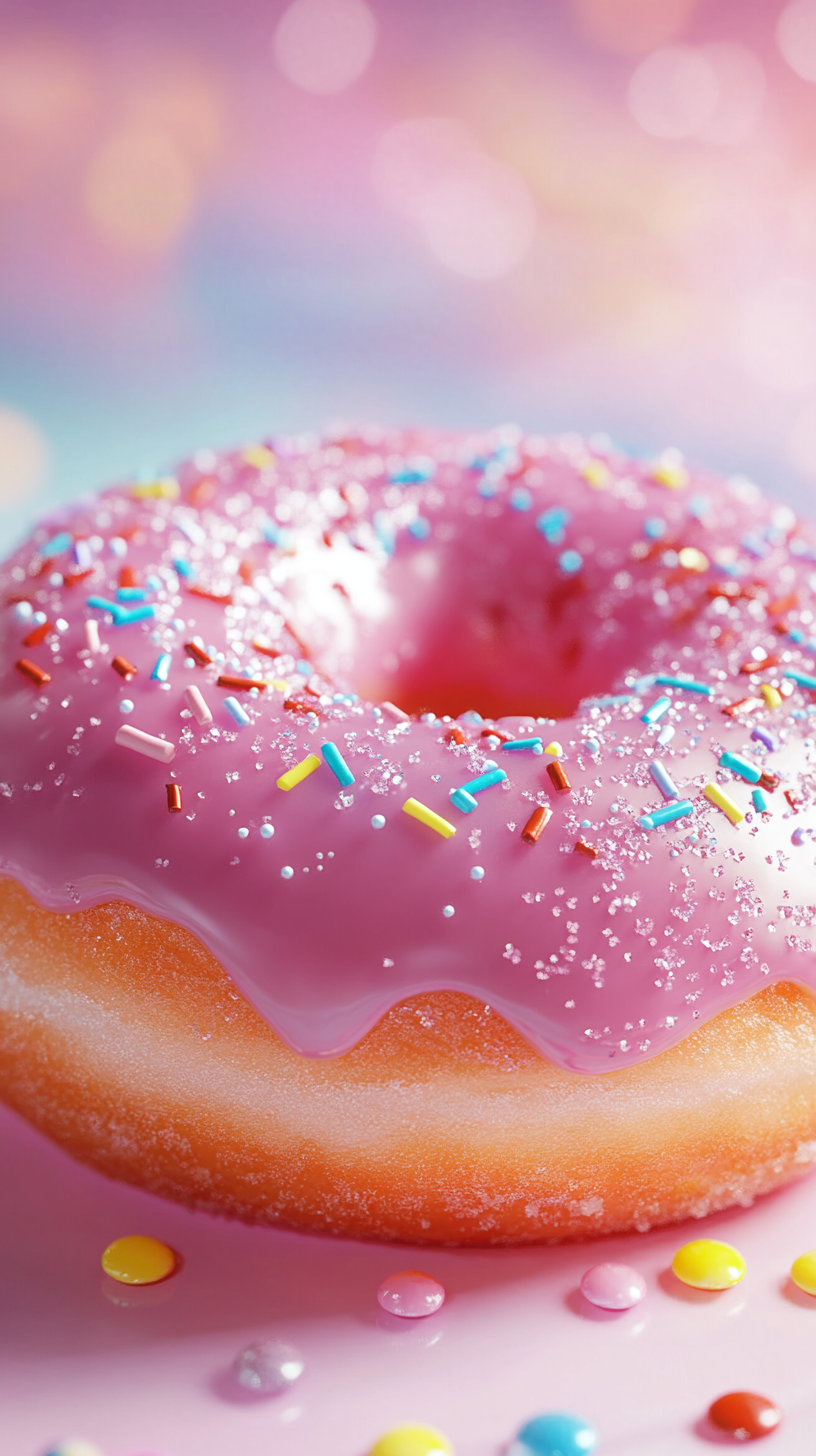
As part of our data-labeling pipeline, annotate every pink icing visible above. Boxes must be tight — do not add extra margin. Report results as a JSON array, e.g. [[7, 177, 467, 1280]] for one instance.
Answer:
[[2, 424, 816, 1073]]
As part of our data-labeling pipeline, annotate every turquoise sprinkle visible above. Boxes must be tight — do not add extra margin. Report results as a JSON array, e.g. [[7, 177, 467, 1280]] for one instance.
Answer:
[[224, 696, 250, 727], [321, 741, 355, 787], [373, 510, 396, 554], [173, 557, 196, 578], [460, 767, 507, 794], [536, 506, 570, 543], [785, 670, 816, 690], [113, 604, 155, 626], [640, 799, 694, 829], [752, 787, 769, 812], [388, 457, 435, 484], [450, 787, 478, 813], [644, 517, 666, 539], [86, 594, 119, 614], [719, 750, 760, 783], [559, 549, 583, 574], [641, 696, 671, 725], [117, 587, 147, 602], [501, 737, 543, 751], [408, 517, 431, 539], [510, 487, 532, 511], [655, 675, 713, 695], [39, 531, 72, 557], [150, 653, 172, 682]]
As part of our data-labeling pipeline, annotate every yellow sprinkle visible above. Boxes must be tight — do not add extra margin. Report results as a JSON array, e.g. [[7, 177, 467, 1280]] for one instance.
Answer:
[[242, 445, 276, 470], [130, 477, 179, 500], [672, 1238, 745, 1290], [102, 1235, 176, 1285], [791, 1250, 816, 1295], [277, 754, 321, 791], [703, 782, 744, 825], [402, 797, 456, 838], [581, 459, 610, 490], [544, 741, 563, 757], [370, 1425, 454, 1456], [652, 453, 688, 489], [678, 546, 709, 572], [760, 683, 782, 709], [267, 678, 289, 692]]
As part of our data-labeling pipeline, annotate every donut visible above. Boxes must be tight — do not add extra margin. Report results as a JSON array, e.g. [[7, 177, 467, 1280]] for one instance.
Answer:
[[2, 424, 816, 1245]]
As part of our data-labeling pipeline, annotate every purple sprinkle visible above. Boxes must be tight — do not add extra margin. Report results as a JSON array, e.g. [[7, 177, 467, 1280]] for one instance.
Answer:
[[751, 725, 778, 752]]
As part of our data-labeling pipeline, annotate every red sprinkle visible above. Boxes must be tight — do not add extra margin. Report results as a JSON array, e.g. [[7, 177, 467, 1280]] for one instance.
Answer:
[[184, 641, 212, 666], [112, 655, 137, 680], [23, 621, 51, 647], [574, 839, 598, 859], [740, 655, 777, 674], [119, 565, 139, 588], [521, 806, 552, 844], [252, 637, 282, 658], [707, 1391, 781, 1441], [546, 760, 571, 794], [785, 790, 801, 811], [217, 674, 266, 691], [16, 658, 51, 686], [166, 783, 182, 814], [189, 586, 233, 605], [722, 697, 762, 718], [480, 727, 512, 742], [445, 727, 465, 745]]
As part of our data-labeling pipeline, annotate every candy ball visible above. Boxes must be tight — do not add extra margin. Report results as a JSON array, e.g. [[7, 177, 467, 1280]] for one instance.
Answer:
[[512, 1412, 598, 1455], [671, 1238, 745, 1290], [377, 1270, 446, 1319], [369, 1424, 453, 1456], [579, 1262, 646, 1311], [101, 1234, 176, 1285], [708, 1391, 781, 1440], [233, 1337, 305, 1393], [791, 1249, 816, 1295]]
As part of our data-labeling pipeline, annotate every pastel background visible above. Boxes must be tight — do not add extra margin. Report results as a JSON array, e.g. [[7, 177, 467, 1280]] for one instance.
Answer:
[[3, 0, 816, 551]]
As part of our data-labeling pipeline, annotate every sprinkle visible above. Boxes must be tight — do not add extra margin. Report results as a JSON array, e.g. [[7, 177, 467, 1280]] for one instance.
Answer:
[[277, 754, 321, 791], [115, 725, 175, 763], [23, 620, 51, 647], [189, 585, 233, 606], [640, 800, 694, 829], [721, 696, 762, 717], [84, 619, 101, 653], [260, 823, 275, 838], [501, 737, 543, 751], [785, 789, 801, 812], [651, 452, 688, 489], [173, 557, 196, 579], [760, 683, 782, 709], [402, 798, 456, 838], [751, 725, 778, 751], [510, 486, 532, 510], [536, 505, 570, 543], [513, 1414, 598, 1456], [130, 477, 179, 499], [657, 723, 675, 747], [654, 675, 713, 696], [546, 761, 571, 794], [719, 751, 760, 783], [574, 839, 598, 858], [184, 684, 212, 726], [581, 458, 610, 489], [151, 653, 172, 683], [649, 761, 679, 799], [672, 1238, 745, 1290], [237, 826, 249, 838], [381, 700, 410, 722], [15, 658, 50, 686], [224, 696, 250, 727], [117, 586, 147, 602], [740, 654, 777, 675], [120, 700, 134, 716], [369, 1425, 453, 1456], [39, 530, 72, 557], [218, 673, 267, 691], [242, 444, 276, 470], [470, 865, 485, 879], [371, 814, 386, 829], [252, 636, 282, 659], [460, 767, 507, 794], [450, 787, 478, 813], [480, 727, 512, 743], [543, 740, 563, 756], [442, 905, 455, 917], [677, 546, 709, 572], [707, 1392, 781, 1442], [13, 601, 33, 622], [641, 695, 671, 725], [791, 1250, 816, 1295], [166, 783, 182, 813], [559, 548, 583, 574], [644, 516, 666, 539], [784, 669, 816, 690], [102, 1234, 176, 1285], [281, 865, 294, 879], [521, 805, 552, 843], [704, 782, 744, 824], [321, 741, 355, 786], [112, 655, 137, 680], [445, 725, 465, 745], [184, 640, 212, 666], [752, 788, 769, 812]]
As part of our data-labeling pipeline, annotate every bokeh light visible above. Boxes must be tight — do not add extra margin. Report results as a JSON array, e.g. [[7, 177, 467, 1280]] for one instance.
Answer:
[[85, 126, 196, 253], [571, 0, 700, 55], [628, 46, 719, 139], [777, 0, 816, 83], [273, 0, 377, 94], [0, 406, 48, 506]]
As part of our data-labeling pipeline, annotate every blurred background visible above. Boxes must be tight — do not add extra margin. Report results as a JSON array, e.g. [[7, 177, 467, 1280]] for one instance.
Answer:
[[2, 0, 816, 550]]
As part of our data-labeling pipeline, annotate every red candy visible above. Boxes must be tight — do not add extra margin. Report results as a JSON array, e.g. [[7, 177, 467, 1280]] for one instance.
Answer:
[[708, 1392, 781, 1441]]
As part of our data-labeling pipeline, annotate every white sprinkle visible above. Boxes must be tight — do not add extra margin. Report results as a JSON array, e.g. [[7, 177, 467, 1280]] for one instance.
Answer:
[[371, 814, 386, 828], [238, 827, 249, 839], [442, 904, 455, 917], [109, 536, 127, 557], [84, 619, 101, 653], [281, 865, 294, 879], [260, 824, 275, 839], [13, 601, 33, 622], [115, 724, 175, 763], [119, 699, 134, 715], [32, 610, 47, 626], [55, 618, 69, 633], [184, 684, 213, 726], [470, 866, 485, 880]]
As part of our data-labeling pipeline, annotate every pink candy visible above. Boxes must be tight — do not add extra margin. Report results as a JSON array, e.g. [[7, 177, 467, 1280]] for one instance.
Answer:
[[580, 1262, 646, 1311], [377, 1269, 446, 1318]]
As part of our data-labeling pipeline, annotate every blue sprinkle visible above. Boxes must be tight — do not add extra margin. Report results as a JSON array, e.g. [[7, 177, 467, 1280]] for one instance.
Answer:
[[501, 737, 543, 751], [742, 532, 771, 559], [510, 486, 532, 511], [117, 587, 147, 602], [460, 767, 507, 794], [785, 669, 816, 691], [173, 557, 196, 579], [515, 1411, 598, 1456], [752, 787, 769, 813], [145, 575, 161, 592], [583, 737, 600, 753], [536, 506, 570, 544], [373, 510, 396, 554], [650, 760, 679, 800], [113, 604, 155, 626], [296, 659, 313, 677], [787, 628, 805, 643], [719, 750, 760, 783], [644, 517, 666, 540], [224, 696, 250, 727], [640, 799, 694, 830], [86, 595, 119, 615], [559, 549, 583, 574], [580, 819, 591, 829], [321, 741, 355, 787], [584, 693, 632, 709], [655, 675, 713, 696], [408, 517, 431, 539], [751, 725, 778, 751], [150, 653, 172, 683], [39, 531, 72, 557], [262, 520, 292, 548], [388, 456, 435, 485], [450, 787, 479, 813], [477, 477, 499, 498], [641, 696, 671, 725]]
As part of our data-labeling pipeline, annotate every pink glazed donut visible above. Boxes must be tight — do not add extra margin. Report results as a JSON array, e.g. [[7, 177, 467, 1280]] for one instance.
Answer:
[[2, 424, 816, 1244]]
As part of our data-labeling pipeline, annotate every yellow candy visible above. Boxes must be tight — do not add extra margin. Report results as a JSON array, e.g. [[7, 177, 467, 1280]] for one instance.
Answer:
[[581, 459, 610, 490], [672, 1238, 745, 1290], [544, 741, 563, 757], [130, 477, 179, 500], [370, 1425, 453, 1456], [791, 1250, 816, 1295], [242, 445, 276, 470], [277, 754, 322, 791], [102, 1234, 176, 1285], [760, 683, 782, 709]]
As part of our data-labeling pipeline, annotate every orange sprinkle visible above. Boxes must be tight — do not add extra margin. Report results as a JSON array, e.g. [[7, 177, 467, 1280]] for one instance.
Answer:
[[252, 636, 282, 658], [574, 838, 598, 859], [740, 656, 777, 674], [217, 673, 266, 691], [546, 760, 571, 794], [166, 783, 182, 813], [721, 697, 762, 718], [521, 805, 552, 844], [16, 658, 51, 686], [445, 727, 465, 745], [238, 559, 255, 584], [189, 586, 233, 605], [284, 698, 317, 715], [768, 591, 798, 616], [480, 727, 512, 742], [184, 641, 212, 666], [62, 569, 93, 588], [23, 621, 51, 647], [119, 566, 139, 588], [187, 476, 217, 506], [112, 655, 137, 680]]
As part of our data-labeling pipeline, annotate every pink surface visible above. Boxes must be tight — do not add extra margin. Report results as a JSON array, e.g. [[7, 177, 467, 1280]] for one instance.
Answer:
[[3, 426, 816, 1075], [5, 1100, 816, 1456]]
